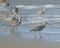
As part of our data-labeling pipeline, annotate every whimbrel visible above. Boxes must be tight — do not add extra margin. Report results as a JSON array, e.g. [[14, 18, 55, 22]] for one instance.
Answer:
[[30, 21, 47, 39]]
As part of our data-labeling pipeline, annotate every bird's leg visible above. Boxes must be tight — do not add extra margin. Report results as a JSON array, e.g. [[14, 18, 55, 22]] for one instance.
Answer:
[[15, 27, 18, 32], [6, 25, 11, 31], [5, 26, 13, 33], [39, 32, 42, 39], [9, 27, 16, 34], [12, 26, 15, 30], [34, 31, 36, 39], [9, 27, 14, 32]]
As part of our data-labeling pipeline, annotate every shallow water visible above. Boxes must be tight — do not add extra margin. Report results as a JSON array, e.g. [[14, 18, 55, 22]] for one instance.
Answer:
[[0, 0, 60, 42]]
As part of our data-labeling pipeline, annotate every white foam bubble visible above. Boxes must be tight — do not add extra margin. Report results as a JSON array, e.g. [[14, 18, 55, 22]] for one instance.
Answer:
[[16, 4, 60, 9], [16, 4, 56, 9], [16, 5, 39, 9]]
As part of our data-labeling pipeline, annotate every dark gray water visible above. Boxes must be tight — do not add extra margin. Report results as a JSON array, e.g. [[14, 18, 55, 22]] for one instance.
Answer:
[[0, 0, 60, 42]]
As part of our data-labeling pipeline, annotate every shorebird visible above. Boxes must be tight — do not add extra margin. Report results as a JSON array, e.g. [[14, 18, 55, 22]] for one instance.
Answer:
[[4, 16, 23, 27], [30, 21, 47, 39], [0, 0, 5, 3], [36, 9, 46, 14], [12, 7, 18, 16], [0, 1, 10, 7], [0, 1, 12, 15]]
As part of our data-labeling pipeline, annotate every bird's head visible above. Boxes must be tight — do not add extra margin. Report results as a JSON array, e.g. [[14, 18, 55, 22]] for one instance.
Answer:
[[2, 2, 10, 7], [7, 3, 11, 8], [19, 16, 24, 21]]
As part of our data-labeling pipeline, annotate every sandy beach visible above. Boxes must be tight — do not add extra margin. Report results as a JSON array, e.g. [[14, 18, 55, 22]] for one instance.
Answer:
[[0, 34, 60, 48], [0, 0, 60, 48]]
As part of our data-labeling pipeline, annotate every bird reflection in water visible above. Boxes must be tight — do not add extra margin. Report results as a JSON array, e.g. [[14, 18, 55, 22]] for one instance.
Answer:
[[5, 27, 21, 40]]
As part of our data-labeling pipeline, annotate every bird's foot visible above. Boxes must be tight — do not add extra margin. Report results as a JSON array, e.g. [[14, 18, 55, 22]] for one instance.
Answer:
[[39, 36, 42, 39]]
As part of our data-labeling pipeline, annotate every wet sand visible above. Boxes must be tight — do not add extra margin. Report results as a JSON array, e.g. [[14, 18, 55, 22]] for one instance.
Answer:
[[0, 34, 60, 48]]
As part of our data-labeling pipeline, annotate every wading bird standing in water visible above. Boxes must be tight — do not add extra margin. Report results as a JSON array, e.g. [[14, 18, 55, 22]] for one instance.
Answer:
[[30, 21, 47, 39], [4, 15, 24, 35], [36, 8, 46, 15]]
